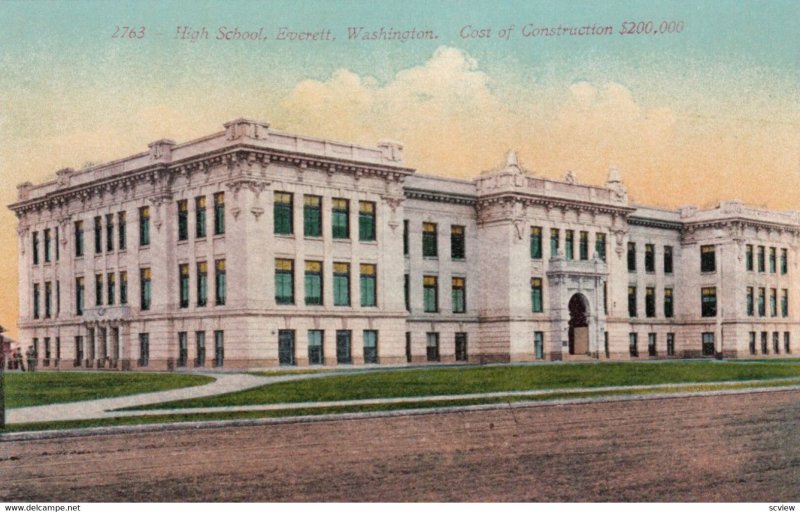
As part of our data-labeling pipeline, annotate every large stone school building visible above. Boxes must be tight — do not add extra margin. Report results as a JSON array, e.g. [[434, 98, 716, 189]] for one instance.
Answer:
[[10, 118, 799, 370]]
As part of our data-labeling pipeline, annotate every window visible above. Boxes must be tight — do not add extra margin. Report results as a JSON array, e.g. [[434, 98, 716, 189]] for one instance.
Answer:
[[139, 333, 149, 367], [56, 280, 60, 316], [426, 332, 440, 362], [645, 244, 655, 272], [667, 333, 675, 356], [363, 330, 378, 364], [360, 264, 377, 307], [304, 195, 322, 237], [746, 245, 753, 271], [75, 335, 84, 365], [565, 230, 574, 260], [275, 259, 294, 305], [663, 246, 673, 274], [197, 262, 208, 307], [404, 274, 410, 311], [781, 248, 788, 274], [304, 261, 323, 305], [214, 330, 224, 367], [179, 264, 190, 308], [195, 196, 207, 238], [784, 332, 791, 354], [403, 220, 409, 255], [456, 333, 468, 362], [274, 192, 294, 235], [758, 288, 766, 316], [627, 242, 636, 271], [95, 273, 103, 306], [770, 288, 777, 317], [405, 332, 412, 363], [423, 275, 438, 313], [75, 277, 84, 316], [33, 283, 40, 319], [140, 268, 152, 311], [645, 287, 655, 318], [32, 231, 39, 264], [700, 245, 715, 272], [332, 198, 350, 239], [579, 231, 589, 260], [44, 229, 51, 262], [749, 332, 756, 355], [75, 221, 84, 257], [94, 216, 102, 254], [773, 331, 780, 354], [54, 227, 59, 261], [139, 207, 150, 246], [422, 222, 437, 257], [44, 282, 52, 318], [215, 259, 226, 306], [214, 192, 225, 235], [452, 277, 466, 313], [664, 288, 674, 318], [758, 246, 765, 272], [43, 338, 51, 365], [769, 247, 777, 273], [118, 211, 126, 250], [120, 271, 128, 305], [177, 200, 189, 241], [336, 330, 351, 364], [629, 333, 638, 357], [105, 214, 114, 252], [595, 233, 606, 261], [359, 201, 376, 241], [531, 278, 543, 313], [702, 332, 715, 356], [550, 228, 559, 257], [782, 289, 789, 317], [534, 331, 544, 359], [701, 287, 717, 317], [746, 287, 754, 316], [761, 331, 768, 354], [196, 331, 206, 367], [648, 333, 657, 357], [333, 263, 350, 306], [308, 330, 324, 365], [178, 332, 188, 367], [628, 286, 637, 317], [451, 225, 465, 259], [530, 227, 542, 259]]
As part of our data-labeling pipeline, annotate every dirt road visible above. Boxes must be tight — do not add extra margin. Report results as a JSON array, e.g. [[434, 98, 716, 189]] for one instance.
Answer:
[[2, 391, 799, 502]]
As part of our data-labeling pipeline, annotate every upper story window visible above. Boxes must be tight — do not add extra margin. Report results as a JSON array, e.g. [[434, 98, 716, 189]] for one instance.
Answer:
[[664, 288, 674, 318], [75, 277, 85, 316], [530, 227, 542, 259], [140, 268, 152, 311], [403, 220, 409, 256], [664, 245, 673, 274], [197, 261, 209, 307], [118, 211, 127, 250], [746, 244, 753, 271], [757, 246, 765, 272], [781, 248, 788, 275], [139, 207, 150, 247], [746, 287, 754, 316], [565, 230, 574, 260], [95, 273, 103, 306], [700, 245, 715, 272], [179, 264, 190, 308], [360, 264, 377, 307], [452, 277, 465, 313], [120, 271, 128, 305], [215, 259, 226, 306], [645, 244, 655, 273], [213, 192, 225, 235], [303, 195, 322, 237], [274, 192, 293, 235], [550, 228, 559, 257], [54, 227, 60, 261], [758, 287, 766, 316], [74, 221, 84, 257], [332, 198, 350, 239], [43, 229, 51, 263], [645, 287, 655, 317], [579, 231, 589, 260], [177, 200, 189, 241], [450, 225, 465, 260], [423, 275, 438, 313], [627, 243, 636, 272], [701, 287, 717, 317], [32, 231, 40, 265], [304, 261, 323, 305], [422, 222, 438, 257], [628, 286, 637, 317], [769, 247, 777, 273], [770, 288, 777, 317], [333, 262, 350, 306], [359, 201, 376, 242], [107, 272, 115, 306], [595, 233, 606, 261], [781, 288, 788, 317], [531, 278, 543, 313], [94, 216, 102, 254], [195, 196, 207, 239], [275, 259, 295, 305], [105, 214, 114, 252]]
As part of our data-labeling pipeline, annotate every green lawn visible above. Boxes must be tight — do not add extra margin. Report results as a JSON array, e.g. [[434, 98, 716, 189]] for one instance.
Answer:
[[3, 372, 215, 408], [129, 360, 800, 410]]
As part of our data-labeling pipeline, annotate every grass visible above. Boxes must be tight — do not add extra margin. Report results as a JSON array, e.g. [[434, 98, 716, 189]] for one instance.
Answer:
[[4, 377, 798, 434], [3, 372, 215, 408], [128, 360, 800, 410]]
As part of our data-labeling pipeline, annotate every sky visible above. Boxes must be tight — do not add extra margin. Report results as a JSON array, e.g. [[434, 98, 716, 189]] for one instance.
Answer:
[[0, 0, 798, 339]]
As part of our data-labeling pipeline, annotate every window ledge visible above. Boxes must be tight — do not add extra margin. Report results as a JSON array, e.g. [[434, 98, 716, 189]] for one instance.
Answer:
[[359, 240, 378, 245], [423, 256, 439, 261], [304, 236, 324, 241], [274, 233, 295, 239]]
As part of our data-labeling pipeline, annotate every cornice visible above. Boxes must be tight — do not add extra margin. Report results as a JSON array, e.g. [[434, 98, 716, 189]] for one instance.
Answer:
[[477, 192, 636, 217], [628, 216, 683, 231], [403, 187, 477, 206]]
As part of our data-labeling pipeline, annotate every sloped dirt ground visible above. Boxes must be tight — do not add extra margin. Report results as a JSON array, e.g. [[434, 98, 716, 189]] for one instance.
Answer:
[[2, 391, 799, 502]]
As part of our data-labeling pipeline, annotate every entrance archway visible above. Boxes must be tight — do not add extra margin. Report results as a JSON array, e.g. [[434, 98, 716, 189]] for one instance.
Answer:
[[568, 294, 589, 355]]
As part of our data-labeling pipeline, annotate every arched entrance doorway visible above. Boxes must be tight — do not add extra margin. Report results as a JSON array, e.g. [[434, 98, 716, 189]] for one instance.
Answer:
[[568, 294, 589, 355]]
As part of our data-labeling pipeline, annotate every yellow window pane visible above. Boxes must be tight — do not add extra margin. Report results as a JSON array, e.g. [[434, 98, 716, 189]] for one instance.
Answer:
[[423, 275, 437, 286], [275, 259, 293, 271], [360, 263, 376, 275], [333, 262, 350, 274], [305, 261, 322, 272], [359, 201, 375, 214]]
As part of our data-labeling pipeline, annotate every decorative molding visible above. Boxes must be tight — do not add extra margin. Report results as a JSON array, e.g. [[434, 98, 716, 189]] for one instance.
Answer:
[[404, 187, 477, 206]]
